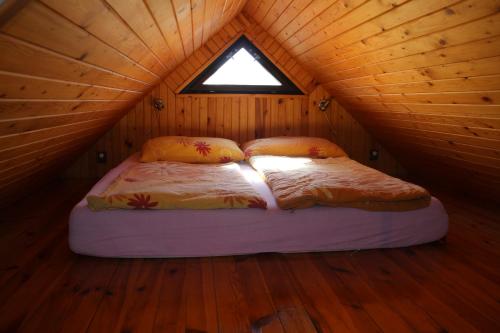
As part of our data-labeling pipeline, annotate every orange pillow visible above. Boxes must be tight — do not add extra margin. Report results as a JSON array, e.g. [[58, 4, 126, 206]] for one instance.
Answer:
[[140, 136, 244, 163], [242, 137, 346, 159]]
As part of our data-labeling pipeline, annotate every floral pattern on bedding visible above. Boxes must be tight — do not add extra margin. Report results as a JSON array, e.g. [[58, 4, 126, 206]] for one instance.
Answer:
[[87, 161, 267, 211], [249, 155, 431, 211], [140, 136, 244, 163]]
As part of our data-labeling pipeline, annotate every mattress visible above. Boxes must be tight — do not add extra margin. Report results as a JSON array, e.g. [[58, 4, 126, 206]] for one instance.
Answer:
[[69, 155, 448, 258]]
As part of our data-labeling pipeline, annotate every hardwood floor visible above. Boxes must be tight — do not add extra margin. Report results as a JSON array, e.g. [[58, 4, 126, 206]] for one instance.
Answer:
[[0, 180, 499, 333]]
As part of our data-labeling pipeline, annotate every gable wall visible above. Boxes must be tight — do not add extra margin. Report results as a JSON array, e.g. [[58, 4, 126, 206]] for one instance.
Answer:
[[66, 15, 404, 178]]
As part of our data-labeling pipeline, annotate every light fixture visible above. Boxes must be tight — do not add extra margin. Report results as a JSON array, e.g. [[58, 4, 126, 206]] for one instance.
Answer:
[[318, 98, 331, 112], [317, 98, 337, 138], [152, 98, 164, 112]]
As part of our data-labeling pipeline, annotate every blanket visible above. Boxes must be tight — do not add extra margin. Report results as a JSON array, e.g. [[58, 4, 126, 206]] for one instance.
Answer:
[[87, 161, 267, 211], [249, 156, 430, 211]]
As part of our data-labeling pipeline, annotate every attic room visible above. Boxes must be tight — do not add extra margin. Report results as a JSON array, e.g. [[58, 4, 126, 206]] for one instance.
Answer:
[[0, 0, 499, 331]]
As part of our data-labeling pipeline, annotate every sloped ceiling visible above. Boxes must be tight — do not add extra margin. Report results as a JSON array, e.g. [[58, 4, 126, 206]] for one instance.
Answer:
[[1, 0, 499, 203], [0, 0, 246, 203], [244, 0, 500, 196]]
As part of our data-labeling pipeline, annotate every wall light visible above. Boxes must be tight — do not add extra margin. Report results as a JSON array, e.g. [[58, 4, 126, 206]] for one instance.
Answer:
[[152, 98, 165, 112], [318, 98, 331, 112], [317, 98, 337, 138]]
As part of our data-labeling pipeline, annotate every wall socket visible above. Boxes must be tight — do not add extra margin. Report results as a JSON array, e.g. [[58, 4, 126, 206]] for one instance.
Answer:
[[97, 151, 107, 163], [369, 149, 379, 161]]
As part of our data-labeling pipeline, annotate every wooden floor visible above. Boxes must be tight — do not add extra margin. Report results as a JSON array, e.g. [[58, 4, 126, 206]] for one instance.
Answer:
[[1, 180, 499, 333]]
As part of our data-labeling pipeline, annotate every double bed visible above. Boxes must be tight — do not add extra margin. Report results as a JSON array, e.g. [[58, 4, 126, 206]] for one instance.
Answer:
[[69, 154, 448, 258]]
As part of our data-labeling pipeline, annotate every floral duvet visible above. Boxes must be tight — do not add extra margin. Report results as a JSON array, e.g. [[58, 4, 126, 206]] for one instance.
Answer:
[[87, 161, 267, 211], [249, 156, 431, 211]]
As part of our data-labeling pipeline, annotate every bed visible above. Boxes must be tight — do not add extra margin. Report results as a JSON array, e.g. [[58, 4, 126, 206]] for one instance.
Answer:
[[69, 154, 448, 258]]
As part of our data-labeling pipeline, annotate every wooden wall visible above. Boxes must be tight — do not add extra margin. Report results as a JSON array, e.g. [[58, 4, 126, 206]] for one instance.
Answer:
[[0, 0, 245, 204], [245, 0, 500, 198], [67, 14, 404, 178], [66, 85, 404, 179]]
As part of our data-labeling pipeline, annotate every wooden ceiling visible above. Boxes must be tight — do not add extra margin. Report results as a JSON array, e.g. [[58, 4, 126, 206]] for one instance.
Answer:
[[0, 0, 245, 203], [245, 0, 500, 196], [0, 0, 499, 202]]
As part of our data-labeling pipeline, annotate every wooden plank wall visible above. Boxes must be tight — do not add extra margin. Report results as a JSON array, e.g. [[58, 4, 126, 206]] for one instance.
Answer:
[[66, 85, 404, 178], [244, 0, 500, 198], [0, 0, 245, 204], [67, 15, 404, 178]]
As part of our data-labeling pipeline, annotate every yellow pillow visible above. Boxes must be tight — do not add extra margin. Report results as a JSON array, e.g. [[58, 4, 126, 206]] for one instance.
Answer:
[[140, 136, 244, 163], [242, 137, 347, 159]]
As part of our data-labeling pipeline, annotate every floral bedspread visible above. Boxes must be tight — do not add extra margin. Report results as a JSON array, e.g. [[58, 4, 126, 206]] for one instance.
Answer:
[[87, 161, 266, 211], [249, 156, 431, 211]]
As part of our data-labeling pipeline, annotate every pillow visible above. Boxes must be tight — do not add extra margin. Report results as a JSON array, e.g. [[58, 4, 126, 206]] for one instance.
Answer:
[[140, 136, 244, 163], [242, 136, 346, 159]]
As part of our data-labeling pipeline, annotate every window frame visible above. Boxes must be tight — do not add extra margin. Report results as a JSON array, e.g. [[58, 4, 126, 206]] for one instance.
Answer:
[[180, 35, 303, 95]]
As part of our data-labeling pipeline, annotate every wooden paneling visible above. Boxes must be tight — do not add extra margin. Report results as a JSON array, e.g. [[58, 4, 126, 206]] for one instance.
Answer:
[[67, 85, 403, 179], [245, 0, 500, 198], [67, 16, 403, 179], [0, 0, 245, 204], [7, 0, 495, 201], [1, 180, 499, 332]]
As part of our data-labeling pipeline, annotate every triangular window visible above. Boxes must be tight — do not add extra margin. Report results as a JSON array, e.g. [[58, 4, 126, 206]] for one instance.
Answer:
[[181, 35, 303, 95], [203, 48, 281, 86]]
